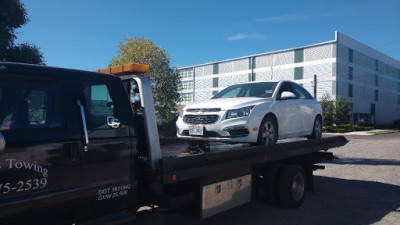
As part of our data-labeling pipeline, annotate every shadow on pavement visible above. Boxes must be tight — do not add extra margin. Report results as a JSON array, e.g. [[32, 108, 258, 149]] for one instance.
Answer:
[[163, 176, 400, 225]]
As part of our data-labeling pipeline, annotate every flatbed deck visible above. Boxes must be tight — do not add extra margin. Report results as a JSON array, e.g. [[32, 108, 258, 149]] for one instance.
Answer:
[[159, 136, 348, 184]]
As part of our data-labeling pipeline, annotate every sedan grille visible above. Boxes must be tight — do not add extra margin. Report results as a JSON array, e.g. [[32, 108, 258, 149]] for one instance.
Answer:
[[183, 115, 219, 124], [186, 108, 221, 112]]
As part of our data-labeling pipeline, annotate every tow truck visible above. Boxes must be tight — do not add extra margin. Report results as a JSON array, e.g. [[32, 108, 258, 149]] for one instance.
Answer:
[[0, 62, 347, 224]]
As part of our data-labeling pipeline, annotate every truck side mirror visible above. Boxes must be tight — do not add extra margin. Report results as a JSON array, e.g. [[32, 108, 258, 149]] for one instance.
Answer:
[[0, 132, 5, 153]]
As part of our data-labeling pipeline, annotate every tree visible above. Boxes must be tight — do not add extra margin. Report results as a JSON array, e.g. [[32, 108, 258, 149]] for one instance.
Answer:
[[0, 0, 45, 64], [335, 95, 351, 125], [110, 37, 180, 123], [320, 93, 335, 126]]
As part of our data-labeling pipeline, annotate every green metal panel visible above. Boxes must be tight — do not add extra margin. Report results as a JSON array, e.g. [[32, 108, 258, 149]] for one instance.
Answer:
[[348, 84, 353, 97], [349, 67, 353, 80], [213, 63, 219, 74], [295, 49, 304, 63], [213, 77, 219, 88], [294, 67, 303, 80], [349, 48, 353, 63]]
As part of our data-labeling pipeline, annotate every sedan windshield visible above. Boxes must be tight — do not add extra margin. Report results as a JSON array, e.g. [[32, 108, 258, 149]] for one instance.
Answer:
[[213, 82, 278, 99]]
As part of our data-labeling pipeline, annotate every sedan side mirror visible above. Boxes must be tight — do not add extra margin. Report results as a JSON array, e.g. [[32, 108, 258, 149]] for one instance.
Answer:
[[0, 132, 5, 153], [280, 91, 297, 100]]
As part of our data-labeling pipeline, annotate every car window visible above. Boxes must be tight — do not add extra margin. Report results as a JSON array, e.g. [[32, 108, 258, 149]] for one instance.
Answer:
[[213, 82, 277, 99], [291, 83, 314, 99], [0, 73, 63, 131], [83, 83, 116, 129]]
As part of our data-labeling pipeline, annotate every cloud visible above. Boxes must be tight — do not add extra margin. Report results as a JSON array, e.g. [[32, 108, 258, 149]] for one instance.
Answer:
[[227, 32, 265, 41], [255, 14, 311, 22]]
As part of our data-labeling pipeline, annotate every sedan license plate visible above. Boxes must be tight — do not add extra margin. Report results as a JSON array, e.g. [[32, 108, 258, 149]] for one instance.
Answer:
[[189, 125, 204, 136]]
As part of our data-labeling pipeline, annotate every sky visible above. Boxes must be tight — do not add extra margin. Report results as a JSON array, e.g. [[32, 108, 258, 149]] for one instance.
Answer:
[[16, 0, 400, 71]]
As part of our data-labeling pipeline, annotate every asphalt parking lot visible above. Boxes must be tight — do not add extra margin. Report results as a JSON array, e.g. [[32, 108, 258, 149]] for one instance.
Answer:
[[162, 132, 400, 225]]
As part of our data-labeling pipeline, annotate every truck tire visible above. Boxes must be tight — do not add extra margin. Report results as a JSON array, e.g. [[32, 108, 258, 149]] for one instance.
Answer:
[[258, 165, 281, 204], [257, 116, 278, 146], [308, 116, 322, 140], [277, 165, 306, 208]]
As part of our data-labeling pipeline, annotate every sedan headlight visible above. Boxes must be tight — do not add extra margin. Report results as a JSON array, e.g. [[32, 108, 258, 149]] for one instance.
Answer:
[[226, 106, 255, 119]]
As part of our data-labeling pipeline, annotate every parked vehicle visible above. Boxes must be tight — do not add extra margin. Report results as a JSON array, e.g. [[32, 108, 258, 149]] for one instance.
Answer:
[[177, 81, 323, 146], [0, 62, 345, 225]]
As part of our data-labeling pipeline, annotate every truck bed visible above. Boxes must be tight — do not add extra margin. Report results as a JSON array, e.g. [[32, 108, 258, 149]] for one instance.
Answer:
[[159, 136, 348, 184]]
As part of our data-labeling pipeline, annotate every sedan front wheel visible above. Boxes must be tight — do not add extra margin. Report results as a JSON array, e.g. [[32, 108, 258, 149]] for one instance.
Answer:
[[257, 116, 278, 146]]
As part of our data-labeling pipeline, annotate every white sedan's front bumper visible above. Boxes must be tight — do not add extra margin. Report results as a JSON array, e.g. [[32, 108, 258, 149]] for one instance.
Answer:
[[176, 112, 261, 143]]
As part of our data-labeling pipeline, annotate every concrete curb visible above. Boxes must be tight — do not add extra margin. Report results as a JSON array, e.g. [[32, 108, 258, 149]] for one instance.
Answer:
[[324, 129, 400, 136]]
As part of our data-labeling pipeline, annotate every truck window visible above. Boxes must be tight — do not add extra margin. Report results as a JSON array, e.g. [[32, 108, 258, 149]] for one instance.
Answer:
[[83, 83, 116, 129], [0, 74, 63, 130]]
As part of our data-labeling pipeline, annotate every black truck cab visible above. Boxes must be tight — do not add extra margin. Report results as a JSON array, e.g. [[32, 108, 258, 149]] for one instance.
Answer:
[[0, 63, 139, 224]]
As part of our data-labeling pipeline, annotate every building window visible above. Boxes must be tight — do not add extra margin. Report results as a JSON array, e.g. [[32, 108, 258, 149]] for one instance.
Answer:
[[398, 82, 400, 92], [398, 96, 400, 105], [213, 77, 219, 88], [348, 84, 353, 97], [349, 48, 353, 63], [181, 81, 193, 90], [375, 90, 379, 101], [179, 70, 193, 79], [295, 49, 304, 63], [349, 67, 353, 80], [212, 91, 218, 96], [213, 63, 219, 74], [180, 93, 192, 102], [375, 60, 379, 72], [248, 73, 256, 81], [294, 67, 303, 80], [375, 75, 378, 86]]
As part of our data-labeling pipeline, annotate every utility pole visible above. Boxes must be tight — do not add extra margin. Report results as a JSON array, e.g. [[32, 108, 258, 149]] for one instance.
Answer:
[[313, 74, 317, 99]]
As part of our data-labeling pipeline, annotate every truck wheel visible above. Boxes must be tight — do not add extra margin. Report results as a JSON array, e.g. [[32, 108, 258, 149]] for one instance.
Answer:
[[258, 165, 281, 204], [277, 165, 306, 208], [257, 116, 278, 146], [308, 116, 322, 140]]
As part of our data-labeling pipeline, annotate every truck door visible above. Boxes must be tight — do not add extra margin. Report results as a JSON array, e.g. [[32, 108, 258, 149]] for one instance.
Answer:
[[76, 77, 136, 218], [0, 72, 83, 224]]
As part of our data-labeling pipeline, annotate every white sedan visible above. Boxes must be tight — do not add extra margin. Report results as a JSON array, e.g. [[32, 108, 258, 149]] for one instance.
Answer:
[[176, 80, 323, 146]]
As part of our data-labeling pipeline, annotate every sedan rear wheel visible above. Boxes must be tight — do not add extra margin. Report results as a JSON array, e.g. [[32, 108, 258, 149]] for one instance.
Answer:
[[308, 116, 322, 140], [257, 116, 278, 146]]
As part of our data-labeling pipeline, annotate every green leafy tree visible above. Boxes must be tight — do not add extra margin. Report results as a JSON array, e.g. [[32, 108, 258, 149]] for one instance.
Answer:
[[320, 93, 335, 126], [0, 0, 45, 64], [335, 95, 351, 125], [110, 37, 180, 123]]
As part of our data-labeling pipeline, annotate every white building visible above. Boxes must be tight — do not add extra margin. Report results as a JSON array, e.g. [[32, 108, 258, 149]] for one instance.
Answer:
[[178, 31, 400, 125]]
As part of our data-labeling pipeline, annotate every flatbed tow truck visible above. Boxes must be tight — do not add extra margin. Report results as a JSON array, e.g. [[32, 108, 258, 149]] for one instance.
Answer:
[[0, 62, 347, 224]]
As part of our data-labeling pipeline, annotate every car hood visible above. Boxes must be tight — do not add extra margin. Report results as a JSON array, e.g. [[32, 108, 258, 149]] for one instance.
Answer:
[[184, 97, 272, 111]]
